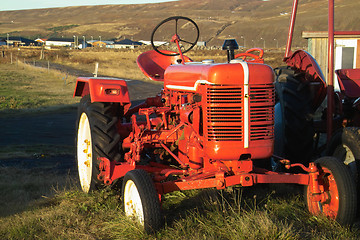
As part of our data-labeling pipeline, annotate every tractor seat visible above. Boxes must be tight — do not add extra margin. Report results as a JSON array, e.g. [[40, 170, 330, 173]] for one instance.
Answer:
[[136, 50, 192, 81], [335, 68, 360, 98]]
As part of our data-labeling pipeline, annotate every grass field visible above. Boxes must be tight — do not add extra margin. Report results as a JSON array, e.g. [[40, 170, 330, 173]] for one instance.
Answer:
[[1, 184, 359, 239], [0, 49, 359, 239], [0, 61, 77, 115]]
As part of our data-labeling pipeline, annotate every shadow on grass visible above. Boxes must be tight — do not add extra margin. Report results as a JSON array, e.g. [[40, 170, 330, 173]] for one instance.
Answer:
[[161, 183, 304, 228]]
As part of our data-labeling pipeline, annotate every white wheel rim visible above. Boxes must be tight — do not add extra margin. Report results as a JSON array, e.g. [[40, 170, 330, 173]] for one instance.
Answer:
[[77, 112, 93, 193], [124, 179, 144, 225]]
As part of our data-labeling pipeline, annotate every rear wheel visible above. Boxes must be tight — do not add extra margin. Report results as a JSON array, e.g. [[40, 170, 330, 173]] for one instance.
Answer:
[[76, 95, 122, 192], [274, 66, 314, 164], [327, 127, 360, 199], [305, 157, 357, 225], [122, 169, 163, 233]]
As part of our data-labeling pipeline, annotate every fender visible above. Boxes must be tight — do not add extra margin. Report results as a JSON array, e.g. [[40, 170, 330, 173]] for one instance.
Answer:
[[284, 50, 327, 111], [74, 77, 131, 113]]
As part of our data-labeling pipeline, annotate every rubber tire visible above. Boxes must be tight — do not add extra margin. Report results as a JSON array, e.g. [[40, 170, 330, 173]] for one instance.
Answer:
[[76, 95, 122, 192], [122, 169, 163, 233], [326, 127, 360, 198], [304, 157, 357, 225], [274, 66, 314, 164]]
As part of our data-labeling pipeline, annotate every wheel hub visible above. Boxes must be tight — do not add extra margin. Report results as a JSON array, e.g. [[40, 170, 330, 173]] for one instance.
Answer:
[[77, 112, 93, 193]]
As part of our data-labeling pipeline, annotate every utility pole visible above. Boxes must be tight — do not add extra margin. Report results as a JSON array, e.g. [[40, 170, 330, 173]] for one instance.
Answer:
[[260, 37, 266, 49], [82, 35, 86, 49], [240, 35, 245, 48], [274, 38, 279, 49]]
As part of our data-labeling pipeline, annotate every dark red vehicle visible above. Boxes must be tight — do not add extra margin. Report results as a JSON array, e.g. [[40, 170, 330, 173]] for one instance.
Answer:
[[274, 0, 360, 201], [73, 6, 356, 233]]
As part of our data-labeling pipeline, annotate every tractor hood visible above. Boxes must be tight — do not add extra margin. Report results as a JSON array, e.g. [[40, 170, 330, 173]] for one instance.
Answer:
[[164, 61, 274, 91]]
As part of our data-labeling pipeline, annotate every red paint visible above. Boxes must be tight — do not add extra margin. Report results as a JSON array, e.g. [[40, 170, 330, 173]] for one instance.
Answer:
[[137, 50, 192, 81], [74, 77, 131, 113]]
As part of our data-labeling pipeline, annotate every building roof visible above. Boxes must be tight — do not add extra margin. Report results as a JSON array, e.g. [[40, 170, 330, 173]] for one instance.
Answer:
[[35, 38, 47, 42], [303, 31, 360, 39], [46, 37, 74, 42], [115, 39, 143, 46], [3, 36, 35, 44], [89, 40, 113, 44]]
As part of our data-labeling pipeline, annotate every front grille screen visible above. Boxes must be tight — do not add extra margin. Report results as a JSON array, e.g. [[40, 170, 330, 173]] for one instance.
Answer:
[[205, 84, 274, 142]]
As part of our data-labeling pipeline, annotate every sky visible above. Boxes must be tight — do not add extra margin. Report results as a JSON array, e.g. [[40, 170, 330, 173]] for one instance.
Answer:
[[0, 0, 177, 11]]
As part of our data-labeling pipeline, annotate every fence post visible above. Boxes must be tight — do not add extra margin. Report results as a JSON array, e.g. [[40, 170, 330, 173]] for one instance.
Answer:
[[93, 62, 99, 77], [64, 73, 68, 86]]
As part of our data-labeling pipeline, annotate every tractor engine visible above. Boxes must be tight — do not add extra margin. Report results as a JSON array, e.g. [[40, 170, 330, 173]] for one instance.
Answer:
[[154, 59, 275, 169]]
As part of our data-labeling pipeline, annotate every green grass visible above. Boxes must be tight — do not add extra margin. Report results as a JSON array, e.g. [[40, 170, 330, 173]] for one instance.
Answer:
[[0, 63, 77, 115], [0, 185, 359, 239], [0, 52, 359, 239], [0, 144, 75, 159]]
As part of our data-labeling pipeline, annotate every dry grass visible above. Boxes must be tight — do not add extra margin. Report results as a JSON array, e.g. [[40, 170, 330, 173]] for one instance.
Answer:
[[62, 48, 148, 80], [1, 47, 284, 83], [52, 47, 284, 80]]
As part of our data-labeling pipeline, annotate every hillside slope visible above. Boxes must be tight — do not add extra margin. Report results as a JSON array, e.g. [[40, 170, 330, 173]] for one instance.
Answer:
[[0, 0, 359, 47]]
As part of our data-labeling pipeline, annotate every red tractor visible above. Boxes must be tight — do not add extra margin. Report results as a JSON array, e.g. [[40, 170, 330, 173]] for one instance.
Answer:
[[74, 14, 356, 232]]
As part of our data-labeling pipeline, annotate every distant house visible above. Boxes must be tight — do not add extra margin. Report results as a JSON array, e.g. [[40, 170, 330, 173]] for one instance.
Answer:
[[45, 38, 74, 47], [197, 41, 207, 47], [109, 39, 143, 49], [35, 38, 47, 45], [90, 40, 113, 48], [139, 40, 168, 47], [5, 36, 36, 46]]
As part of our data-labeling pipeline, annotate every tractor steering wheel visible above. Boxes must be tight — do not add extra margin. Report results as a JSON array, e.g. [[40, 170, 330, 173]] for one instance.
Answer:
[[151, 16, 199, 56], [235, 48, 264, 62]]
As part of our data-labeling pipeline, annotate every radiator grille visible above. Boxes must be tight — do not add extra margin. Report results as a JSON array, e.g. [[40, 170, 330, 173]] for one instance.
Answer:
[[205, 84, 274, 142], [249, 84, 274, 141], [206, 86, 242, 141]]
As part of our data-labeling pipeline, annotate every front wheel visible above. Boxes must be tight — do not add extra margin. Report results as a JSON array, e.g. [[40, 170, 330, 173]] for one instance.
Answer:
[[122, 169, 163, 233], [305, 157, 357, 225]]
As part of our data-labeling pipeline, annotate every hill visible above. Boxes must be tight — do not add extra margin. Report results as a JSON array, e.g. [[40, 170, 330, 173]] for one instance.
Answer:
[[0, 0, 359, 48]]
